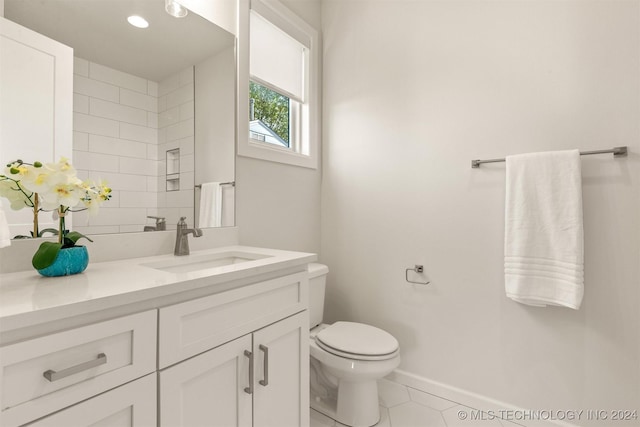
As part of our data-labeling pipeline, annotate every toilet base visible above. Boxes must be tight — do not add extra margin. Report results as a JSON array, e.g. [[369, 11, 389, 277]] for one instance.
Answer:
[[310, 378, 381, 427], [309, 323, 400, 427]]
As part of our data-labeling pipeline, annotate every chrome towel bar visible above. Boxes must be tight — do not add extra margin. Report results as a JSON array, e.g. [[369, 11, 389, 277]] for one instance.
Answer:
[[195, 181, 235, 188], [471, 146, 628, 168]]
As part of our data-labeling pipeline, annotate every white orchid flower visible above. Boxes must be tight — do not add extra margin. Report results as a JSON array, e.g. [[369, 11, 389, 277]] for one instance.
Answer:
[[0, 178, 33, 210]]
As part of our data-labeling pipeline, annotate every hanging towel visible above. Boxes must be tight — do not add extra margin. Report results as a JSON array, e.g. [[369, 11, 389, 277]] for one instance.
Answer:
[[198, 182, 222, 228], [504, 150, 584, 309], [0, 206, 11, 248]]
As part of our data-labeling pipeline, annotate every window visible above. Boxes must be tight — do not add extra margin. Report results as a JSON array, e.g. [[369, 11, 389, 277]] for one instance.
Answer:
[[249, 81, 291, 147], [238, 0, 319, 169]]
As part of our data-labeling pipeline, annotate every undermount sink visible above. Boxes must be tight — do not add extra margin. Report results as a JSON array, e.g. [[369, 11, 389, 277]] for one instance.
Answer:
[[141, 251, 271, 274]]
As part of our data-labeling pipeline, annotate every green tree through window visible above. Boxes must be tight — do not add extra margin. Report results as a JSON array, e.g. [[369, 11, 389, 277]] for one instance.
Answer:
[[250, 81, 290, 145]]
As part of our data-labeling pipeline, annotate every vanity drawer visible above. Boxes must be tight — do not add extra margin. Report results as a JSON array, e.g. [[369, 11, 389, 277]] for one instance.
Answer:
[[159, 272, 308, 368], [0, 310, 157, 427], [24, 374, 156, 427]]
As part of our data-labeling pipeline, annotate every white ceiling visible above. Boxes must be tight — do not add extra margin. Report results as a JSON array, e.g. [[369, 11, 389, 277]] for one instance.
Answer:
[[5, 0, 234, 82]]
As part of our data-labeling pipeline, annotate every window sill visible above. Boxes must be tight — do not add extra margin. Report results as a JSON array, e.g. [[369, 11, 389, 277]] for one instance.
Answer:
[[238, 138, 317, 169]]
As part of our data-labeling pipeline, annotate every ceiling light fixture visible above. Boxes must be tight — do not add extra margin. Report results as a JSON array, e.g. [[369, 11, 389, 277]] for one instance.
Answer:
[[127, 15, 149, 28], [165, 0, 188, 18]]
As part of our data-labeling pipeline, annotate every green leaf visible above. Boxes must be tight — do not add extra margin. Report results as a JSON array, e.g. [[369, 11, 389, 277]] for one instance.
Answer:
[[63, 231, 93, 248], [32, 241, 63, 270]]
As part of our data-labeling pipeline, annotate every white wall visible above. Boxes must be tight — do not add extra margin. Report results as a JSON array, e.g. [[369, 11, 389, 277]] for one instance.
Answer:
[[321, 0, 639, 422], [236, 0, 322, 253], [195, 48, 235, 184], [178, 0, 237, 36], [195, 47, 236, 227]]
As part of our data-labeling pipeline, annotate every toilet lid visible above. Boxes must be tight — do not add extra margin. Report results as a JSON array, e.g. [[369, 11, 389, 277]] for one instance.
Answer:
[[315, 322, 399, 359]]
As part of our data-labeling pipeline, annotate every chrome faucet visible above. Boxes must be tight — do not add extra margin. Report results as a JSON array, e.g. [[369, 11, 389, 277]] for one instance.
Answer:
[[174, 217, 203, 256], [144, 216, 166, 232]]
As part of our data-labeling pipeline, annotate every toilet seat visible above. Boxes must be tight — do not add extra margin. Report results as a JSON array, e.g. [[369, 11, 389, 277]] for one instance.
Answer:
[[315, 321, 399, 361]]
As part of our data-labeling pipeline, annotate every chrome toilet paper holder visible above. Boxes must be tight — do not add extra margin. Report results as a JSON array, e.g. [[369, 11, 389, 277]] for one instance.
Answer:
[[405, 265, 430, 285]]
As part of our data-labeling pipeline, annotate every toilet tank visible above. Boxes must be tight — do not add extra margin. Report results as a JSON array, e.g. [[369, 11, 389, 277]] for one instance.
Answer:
[[308, 263, 329, 329]]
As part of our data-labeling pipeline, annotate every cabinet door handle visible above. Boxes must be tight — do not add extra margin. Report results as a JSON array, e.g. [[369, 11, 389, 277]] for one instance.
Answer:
[[258, 344, 269, 387], [244, 350, 254, 394], [43, 353, 107, 382]]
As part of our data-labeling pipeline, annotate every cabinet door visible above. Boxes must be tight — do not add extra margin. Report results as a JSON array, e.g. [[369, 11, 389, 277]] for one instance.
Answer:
[[26, 374, 156, 427], [253, 311, 309, 427], [159, 335, 252, 427]]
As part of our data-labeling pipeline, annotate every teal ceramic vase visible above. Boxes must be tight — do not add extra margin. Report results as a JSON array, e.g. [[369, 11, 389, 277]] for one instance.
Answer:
[[37, 246, 89, 277]]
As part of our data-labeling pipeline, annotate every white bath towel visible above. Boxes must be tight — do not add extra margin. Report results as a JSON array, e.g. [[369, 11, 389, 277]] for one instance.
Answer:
[[0, 206, 11, 248], [198, 182, 222, 228], [504, 150, 584, 309]]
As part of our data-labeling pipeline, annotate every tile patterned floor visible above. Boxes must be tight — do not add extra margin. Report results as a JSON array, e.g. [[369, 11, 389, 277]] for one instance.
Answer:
[[311, 378, 525, 427]]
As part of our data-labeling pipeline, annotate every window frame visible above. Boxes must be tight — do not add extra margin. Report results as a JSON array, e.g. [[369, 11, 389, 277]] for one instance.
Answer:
[[237, 0, 319, 169]]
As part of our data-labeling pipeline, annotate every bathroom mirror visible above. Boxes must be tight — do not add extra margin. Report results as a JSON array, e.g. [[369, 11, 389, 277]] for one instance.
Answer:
[[3, 0, 236, 236]]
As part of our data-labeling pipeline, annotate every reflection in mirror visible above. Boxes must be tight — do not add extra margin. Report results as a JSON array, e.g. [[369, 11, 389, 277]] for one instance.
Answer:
[[3, 0, 236, 236]]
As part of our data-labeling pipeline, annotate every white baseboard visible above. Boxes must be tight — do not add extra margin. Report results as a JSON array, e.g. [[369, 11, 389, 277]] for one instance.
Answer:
[[387, 369, 579, 427]]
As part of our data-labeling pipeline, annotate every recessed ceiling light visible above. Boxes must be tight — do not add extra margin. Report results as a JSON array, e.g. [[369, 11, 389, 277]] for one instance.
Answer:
[[127, 15, 149, 29], [165, 0, 188, 18]]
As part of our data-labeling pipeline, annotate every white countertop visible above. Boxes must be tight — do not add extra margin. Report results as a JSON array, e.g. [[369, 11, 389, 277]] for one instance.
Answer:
[[0, 245, 316, 333]]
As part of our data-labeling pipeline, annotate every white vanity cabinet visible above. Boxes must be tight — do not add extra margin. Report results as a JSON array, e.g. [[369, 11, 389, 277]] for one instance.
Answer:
[[25, 374, 157, 427], [158, 272, 309, 427], [0, 247, 315, 427], [160, 313, 308, 427], [0, 310, 157, 427]]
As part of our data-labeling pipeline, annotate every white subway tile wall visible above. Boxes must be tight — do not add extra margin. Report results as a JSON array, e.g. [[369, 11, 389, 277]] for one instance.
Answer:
[[157, 67, 195, 226], [73, 131, 89, 151], [120, 122, 158, 144], [74, 75, 120, 102], [74, 112, 119, 137], [71, 58, 195, 234], [120, 88, 158, 113], [89, 62, 148, 94]]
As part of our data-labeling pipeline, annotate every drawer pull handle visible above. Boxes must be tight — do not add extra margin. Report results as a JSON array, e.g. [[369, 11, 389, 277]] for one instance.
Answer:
[[43, 353, 107, 382], [258, 345, 269, 387], [244, 350, 253, 394]]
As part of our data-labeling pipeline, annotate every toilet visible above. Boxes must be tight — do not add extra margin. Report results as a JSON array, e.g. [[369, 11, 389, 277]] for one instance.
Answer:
[[308, 263, 401, 427]]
